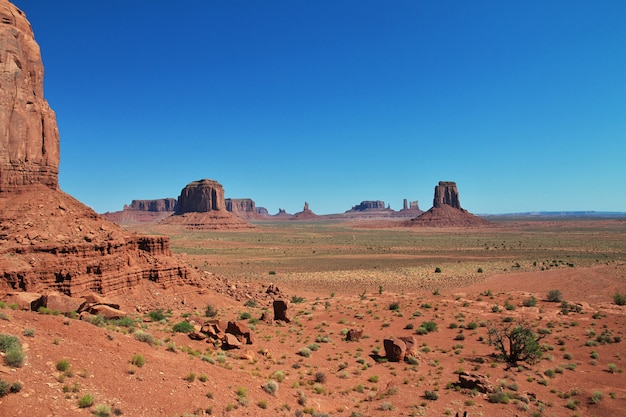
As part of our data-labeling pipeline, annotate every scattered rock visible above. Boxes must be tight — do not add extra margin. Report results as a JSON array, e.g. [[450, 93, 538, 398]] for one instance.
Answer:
[[222, 333, 242, 350], [345, 328, 363, 342], [457, 372, 495, 393], [273, 299, 290, 322], [384, 338, 406, 362]]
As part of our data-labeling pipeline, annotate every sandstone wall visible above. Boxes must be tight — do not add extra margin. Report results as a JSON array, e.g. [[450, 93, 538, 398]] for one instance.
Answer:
[[175, 179, 225, 214], [127, 198, 177, 212], [433, 181, 461, 209], [0, 2, 59, 193]]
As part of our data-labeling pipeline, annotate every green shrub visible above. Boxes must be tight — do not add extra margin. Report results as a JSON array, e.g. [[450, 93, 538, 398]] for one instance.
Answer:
[[388, 302, 400, 311], [523, 296, 537, 307], [172, 321, 194, 333], [56, 359, 70, 372], [613, 293, 626, 306], [424, 390, 439, 400], [23, 328, 35, 337], [4, 348, 24, 368], [291, 295, 305, 304], [547, 289, 563, 302], [262, 380, 279, 395], [94, 404, 111, 417], [488, 390, 510, 404], [130, 354, 145, 367], [0, 334, 20, 352], [0, 379, 22, 397], [590, 390, 603, 404], [239, 311, 252, 320], [421, 321, 437, 333], [204, 304, 218, 318], [148, 309, 166, 322], [434, 267, 442, 273], [78, 394, 95, 408], [298, 347, 312, 357], [133, 330, 157, 345]]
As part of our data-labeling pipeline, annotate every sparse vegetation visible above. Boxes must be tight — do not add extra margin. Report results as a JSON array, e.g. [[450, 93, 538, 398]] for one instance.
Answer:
[[547, 289, 563, 302], [487, 320, 544, 365]]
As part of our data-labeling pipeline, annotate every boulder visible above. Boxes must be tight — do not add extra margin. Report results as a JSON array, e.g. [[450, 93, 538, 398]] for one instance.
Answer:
[[398, 335, 419, 358], [188, 331, 206, 341], [0, 1, 59, 193], [273, 299, 290, 322], [222, 333, 242, 350], [3, 292, 44, 311], [201, 320, 228, 339], [457, 372, 495, 393], [227, 321, 254, 345], [88, 304, 126, 320], [384, 338, 406, 362], [44, 292, 85, 314], [345, 328, 363, 342]]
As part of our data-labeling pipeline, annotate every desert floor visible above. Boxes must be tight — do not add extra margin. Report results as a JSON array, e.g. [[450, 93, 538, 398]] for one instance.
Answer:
[[1, 218, 625, 417]]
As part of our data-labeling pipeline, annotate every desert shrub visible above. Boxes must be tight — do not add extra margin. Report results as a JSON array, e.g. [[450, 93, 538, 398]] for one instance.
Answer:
[[424, 390, 439, 400], [185, 372, 196, 382], [421, 321, 437, 333], [314, 372, 327, 383], [613, 293, 626, 306], [172, 321, 194, 333], [257, 399, 268, 409], [204, 304, 218, 318], [547, 289, 563, 302], [56, 359, 70, 372], [291, 295, 305, 304], [262, 380, 279, 395], [488, 390, 510, 404], [0, 334, 20, 352], [298, 347, 311, 357], [434, 267, 442, 273], [133, 330, 157, 345], [94, 404, 111, 417], [406, 356, 419, 365], [23, 328, 35, 337], [239, 311, 252, 320], [78, 394, 95, 408], [0, 379, 22, 397], [389, 302, 400, 311], [523, 296, 537, 307], [148, 309, 166, 322], [114, 316, 136, 328], [466, 322, 479, 330], [87, 314, 107, 327], [4, 347, 24, 368], [590, 390, 603, 404], [487, 320, 545, 365], [130, 354, 145, 367]]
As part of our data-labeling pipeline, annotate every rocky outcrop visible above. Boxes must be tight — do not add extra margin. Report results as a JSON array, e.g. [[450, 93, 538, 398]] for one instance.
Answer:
[[175, 179, 225, 214], [384, 338, 406, 362], [162, 179, 251, 229], [127, 198, 177, 212], [401, 199, 421, 212], [225, 198, 266, 220], [406, 181, 489, 227], [0, 2, 59, 193], [349, 201, 387, 211], [433, 181, 460, 209], [292, 202, 318, 220]]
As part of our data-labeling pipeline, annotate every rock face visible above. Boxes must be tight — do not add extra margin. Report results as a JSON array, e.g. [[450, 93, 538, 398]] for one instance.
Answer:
[[384, 338, 406, 362], [406, 181, 489, 227], [293, 202, 318, 220], [0, 2, 59, 193], [225, 198, 265, 220], [433, 181, 461, 209], [127, 198, 177, 212], [175, 179, 225, 214]]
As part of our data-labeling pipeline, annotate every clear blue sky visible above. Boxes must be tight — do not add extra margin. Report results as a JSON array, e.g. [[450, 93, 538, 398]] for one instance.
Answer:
[[14, 1, 626, 214]]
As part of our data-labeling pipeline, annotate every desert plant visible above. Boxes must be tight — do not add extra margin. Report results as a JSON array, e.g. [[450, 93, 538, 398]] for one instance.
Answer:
[[148, 309, 166, 322], [56, 359, 70, 372], [298, 347, 311, 357], [314, 372, 327, 383], [94, 404, 111, 417], [172, 321, 194, 333], [262, 380, 279, 395], [424, 390, 439, 400], [133, 330, 157, 345], [421, 321, 437, 333], [434, 267, 442, 273], [130, 354, 145, 367], [590, 390, 603, 404], [613, 293, 626, 306], [204, 303, 218, 318], [487, 320, 545, 365], [0, 379, 22, 397], [547, 289, 563, 302], [23, 328, 35, 337], [523, 296, 537, 307], [78, 394, 95, 408], [389, 302, 400, 311], [291, 295, 305, 304]]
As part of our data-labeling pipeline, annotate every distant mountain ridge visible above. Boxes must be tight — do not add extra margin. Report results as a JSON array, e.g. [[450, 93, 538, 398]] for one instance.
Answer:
[[483, 211, 626, 218]]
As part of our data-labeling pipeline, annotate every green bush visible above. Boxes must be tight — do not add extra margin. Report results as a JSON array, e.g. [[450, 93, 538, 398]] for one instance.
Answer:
[[547, 289, 563, 302], [94, 404, 111, 417], [148, 309, 166, 322], [523, 296, 537, 307], [204, 304, 218, 318], [130, 354, 146, 367], [78, 394, 95, 408], [434, 267, 442, 273], [172, 321, 194, 333], [0, 334, 20, 352], [133, 330, 157, 345], [613, 293, 626, 306], [424, 390, 439, 400], [488, 390, 510, 404], [388, 302, 400, 311], [4, 348, 24, 368], [421, 321, 437, 333], [56, 359, 70, 372], [262, 380, 279, 395]]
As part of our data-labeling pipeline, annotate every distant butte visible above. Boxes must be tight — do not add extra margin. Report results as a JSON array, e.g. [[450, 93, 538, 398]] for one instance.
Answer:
[[405, 181, 490, 227], [292, 201, 318, 220]]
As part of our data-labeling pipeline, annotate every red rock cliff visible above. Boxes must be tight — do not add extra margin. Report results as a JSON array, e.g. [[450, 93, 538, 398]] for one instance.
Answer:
[[0, 2, 59, 193]]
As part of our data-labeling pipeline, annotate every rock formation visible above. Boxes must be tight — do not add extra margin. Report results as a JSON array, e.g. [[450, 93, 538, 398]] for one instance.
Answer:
[[225, 198, 266, 220], [406, 181, 489, 227], [433, 181, 461, 209], [162, 179, 251, 229], [348, 200, 387, 211], [0, 2, 59, 193], [292, 201, 318, 220], [401, 199, 421, 212], [0, 2, 199, 297], [127, 198, 177, 212]]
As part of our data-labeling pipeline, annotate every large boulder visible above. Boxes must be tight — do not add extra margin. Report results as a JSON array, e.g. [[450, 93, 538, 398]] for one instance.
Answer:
[[457, 372, 495, 393], [384, 338, 406, 362], [0, 2, 59, 193], [273, 299, 290, 322], [3, 292, 44, 311]]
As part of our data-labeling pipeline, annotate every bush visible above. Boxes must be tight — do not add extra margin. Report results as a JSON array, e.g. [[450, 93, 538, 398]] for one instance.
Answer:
[[613, 293, 626, 306], [0, 379, 22, 397], [547, 290, 563, 302], [262, 380, 279, 395], [0, 334, 20, 352], [147, 309, 166, 321], [23, 328, 35, 337], [56, 359, 70, 372], [298, 347, 312, 357], [523, 296, 537, 307], [133, 330, 157, 345], [488, 390, 510, 404], [130, 354, 145, 367], [424, 390, 439, 400], [94, 404, 111, 417], [172, 321, 194, 333], [421, 321, 437, 333], [204, 304, 218, 318], [4, 347, 24, 368], [291, 295, 305, 304], [78, 394, 95, 408], [434, 267, 442, 273], [388, 302, 400, 311]]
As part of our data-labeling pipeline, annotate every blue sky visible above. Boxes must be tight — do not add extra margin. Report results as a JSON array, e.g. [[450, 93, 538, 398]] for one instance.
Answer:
[[14, 1, 626, 214]]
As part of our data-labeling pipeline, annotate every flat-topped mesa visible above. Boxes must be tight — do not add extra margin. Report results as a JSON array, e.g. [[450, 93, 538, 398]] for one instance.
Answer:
[[225, 198, 266, 220], [433, 181, 461, 209], [162, 179, 251, 229], [0, 2, 60, 193], [349, 200, 386, 212], [175, 179, 225, 214], [127, 198, 177, 212]]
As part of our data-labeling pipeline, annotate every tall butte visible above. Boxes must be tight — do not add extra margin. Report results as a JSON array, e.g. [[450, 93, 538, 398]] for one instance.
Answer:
[[406, 181, 490, 227], [0, 1, 59, 192], [0, 1, 199, 298]]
